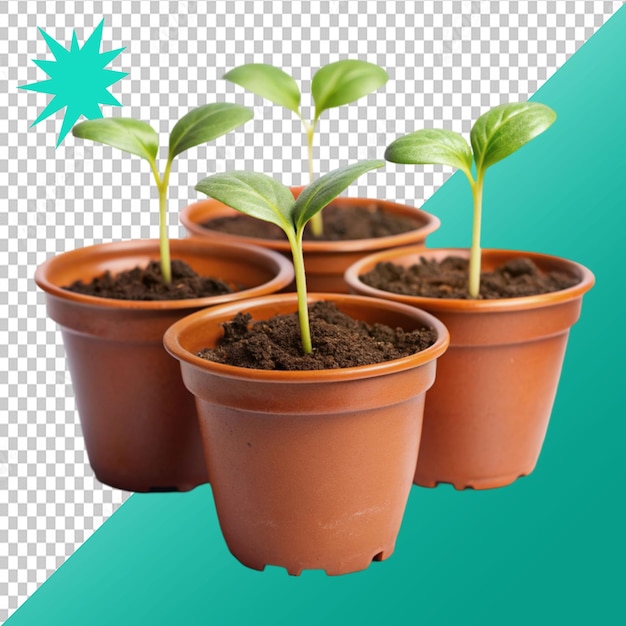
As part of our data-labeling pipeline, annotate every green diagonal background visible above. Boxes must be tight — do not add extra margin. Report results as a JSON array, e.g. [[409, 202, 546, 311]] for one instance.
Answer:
[[8, 6, 626, 625]]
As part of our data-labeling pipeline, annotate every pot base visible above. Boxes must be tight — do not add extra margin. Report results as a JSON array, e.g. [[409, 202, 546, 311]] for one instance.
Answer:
[[93, 477, 202, 493], [231, 544, 396, 577], [415, 469, 533, 491]]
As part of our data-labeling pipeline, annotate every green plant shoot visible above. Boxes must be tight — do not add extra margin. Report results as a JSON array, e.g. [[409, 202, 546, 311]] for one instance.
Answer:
[[223, 60, 388, 236], [385, 101, 556, 298], [195, 160, 384, 353], [71, 103, 253, 283]]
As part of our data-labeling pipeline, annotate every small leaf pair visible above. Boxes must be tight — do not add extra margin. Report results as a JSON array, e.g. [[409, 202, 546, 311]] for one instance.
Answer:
[[196, 160, 385, 354], [224, 60, 388, 126], [72, 103, 253, 283], [385, 102, 557, 297], [224, 60, 388, 235]]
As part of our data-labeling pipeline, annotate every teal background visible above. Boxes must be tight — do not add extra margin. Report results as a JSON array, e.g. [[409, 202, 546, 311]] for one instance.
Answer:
[[7, 6, 626, 625]]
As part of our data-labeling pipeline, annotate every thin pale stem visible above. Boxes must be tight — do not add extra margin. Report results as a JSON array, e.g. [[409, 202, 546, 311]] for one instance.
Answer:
[[151, 159, 172, 284], [306, 124, 315, 184], [289, 228, 312, 354], [468, 170, 484, 298], [305, 121, 323, 237]]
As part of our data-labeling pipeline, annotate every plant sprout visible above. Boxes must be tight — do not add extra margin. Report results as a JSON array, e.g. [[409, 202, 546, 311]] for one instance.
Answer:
[[385, 101, 557, 298], [223, 60, 388, 236], [195, 160, 384, 353], [71, 103, 253, 283]]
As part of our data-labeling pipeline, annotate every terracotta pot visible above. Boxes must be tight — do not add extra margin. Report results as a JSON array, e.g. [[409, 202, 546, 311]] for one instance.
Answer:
[[34, 239, 294, 492], [345, 248, 595, 490], [180, 190, 440, 293], [164, 293, 449, 574]]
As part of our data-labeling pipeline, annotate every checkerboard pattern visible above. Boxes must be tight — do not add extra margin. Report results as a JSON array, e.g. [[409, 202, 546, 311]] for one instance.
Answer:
[[0, 0, 620, 619]]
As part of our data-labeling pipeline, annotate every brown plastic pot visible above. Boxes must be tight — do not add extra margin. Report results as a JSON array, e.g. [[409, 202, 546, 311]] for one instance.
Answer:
[[34, 238, 294, 492], [345, 247, 595, 490], [180, 190, 440, 293], [164, 293, 449, 575]]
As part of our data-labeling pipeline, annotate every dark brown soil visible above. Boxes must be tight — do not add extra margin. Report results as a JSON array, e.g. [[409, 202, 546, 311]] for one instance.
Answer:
[[198, 301, 437, 370], [64, 259, 234, 301], [202, 203, 423, 241], [360, 256, 580, 299]]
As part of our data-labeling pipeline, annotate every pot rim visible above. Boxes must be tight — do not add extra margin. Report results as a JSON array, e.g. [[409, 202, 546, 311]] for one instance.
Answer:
[[34, 238, 295, 311], [163, 292, 450, 382], [180, 195, 441, 253], [344, 247, 596, 314]]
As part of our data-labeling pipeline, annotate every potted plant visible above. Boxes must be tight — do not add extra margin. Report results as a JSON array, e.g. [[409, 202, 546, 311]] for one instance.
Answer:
[[345, 101, 595, 490], [180, 60, 440, 292], [164, 162, 450, 575], [34, 103, 295, 493]]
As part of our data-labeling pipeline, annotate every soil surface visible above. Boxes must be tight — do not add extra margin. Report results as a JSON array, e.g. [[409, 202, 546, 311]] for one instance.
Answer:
[[360, 256, 580, 299], [202, 203, 423, 241], [64, 259, 234, 301], [198, 301, 437, 370]]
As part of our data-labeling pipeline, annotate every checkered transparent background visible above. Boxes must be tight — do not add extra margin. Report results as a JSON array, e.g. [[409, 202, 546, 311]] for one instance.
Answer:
[[0, 0, 621, 620]]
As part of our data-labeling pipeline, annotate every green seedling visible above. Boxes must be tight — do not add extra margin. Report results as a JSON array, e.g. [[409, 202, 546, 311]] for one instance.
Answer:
[[71, 103, 253, 283], [195, 160, 384, 353], [223, 60, 388, 236], [385, 101, 556, 298]]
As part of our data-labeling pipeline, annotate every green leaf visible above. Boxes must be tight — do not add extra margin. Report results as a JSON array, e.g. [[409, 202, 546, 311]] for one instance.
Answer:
[[223, 64, 301, 115], [470, 101, 557, 172], [72, 118, 158, 163], [312, 60, 388, 121], [194, 171, 296, 233], [168, 103, 253, 160], [385, 129, 473, 176], [293, 160, 385, 231]]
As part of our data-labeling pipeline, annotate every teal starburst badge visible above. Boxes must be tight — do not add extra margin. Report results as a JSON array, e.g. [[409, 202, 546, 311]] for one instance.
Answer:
[[19, 20, 128, 147]]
